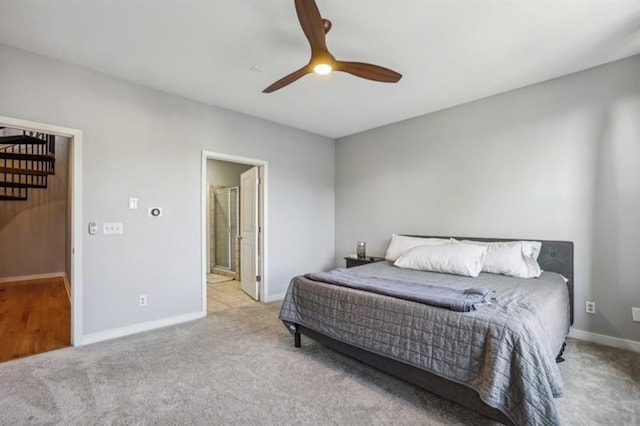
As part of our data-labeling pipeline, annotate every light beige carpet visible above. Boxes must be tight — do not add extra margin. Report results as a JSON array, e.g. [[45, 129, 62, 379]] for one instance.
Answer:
[[0, 302, 638, 425]]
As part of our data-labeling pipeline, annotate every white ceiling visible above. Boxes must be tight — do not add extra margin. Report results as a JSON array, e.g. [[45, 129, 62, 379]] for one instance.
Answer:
[[0, 1, 638, 139]]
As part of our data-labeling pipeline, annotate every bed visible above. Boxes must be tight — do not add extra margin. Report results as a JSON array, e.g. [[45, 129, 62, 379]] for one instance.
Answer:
[[279, 236, 573, 426]]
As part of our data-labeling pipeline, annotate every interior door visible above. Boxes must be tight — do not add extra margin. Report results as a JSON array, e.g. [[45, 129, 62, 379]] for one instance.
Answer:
[[240, 167, 259, 300]]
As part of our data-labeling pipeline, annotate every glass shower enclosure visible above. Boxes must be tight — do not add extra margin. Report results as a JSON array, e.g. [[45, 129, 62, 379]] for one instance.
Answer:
[[213, 186, 239, 272]]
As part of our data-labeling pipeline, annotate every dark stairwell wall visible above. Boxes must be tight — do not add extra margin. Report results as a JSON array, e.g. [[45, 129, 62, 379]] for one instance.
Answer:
[[0, 134, 70, 280]]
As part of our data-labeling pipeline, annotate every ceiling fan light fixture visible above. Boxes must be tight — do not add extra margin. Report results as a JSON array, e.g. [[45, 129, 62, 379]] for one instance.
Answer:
[[262, 0, 402, 93], [313, 63, 332, 75]]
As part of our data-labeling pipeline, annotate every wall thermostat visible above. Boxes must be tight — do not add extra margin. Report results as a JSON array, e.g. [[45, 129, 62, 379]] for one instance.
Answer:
[[148, 207, 163, 217]]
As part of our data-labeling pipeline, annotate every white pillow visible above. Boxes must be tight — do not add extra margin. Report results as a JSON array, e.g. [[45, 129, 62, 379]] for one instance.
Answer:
[[384, 234, 451, 261], [522, 241, 542, 260], [394, 243, 487, 277], [461, 240, 542, 278]]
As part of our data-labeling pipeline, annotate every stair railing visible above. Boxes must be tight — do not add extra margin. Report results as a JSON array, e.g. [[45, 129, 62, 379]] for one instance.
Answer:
[[0, 131, 56, 201]]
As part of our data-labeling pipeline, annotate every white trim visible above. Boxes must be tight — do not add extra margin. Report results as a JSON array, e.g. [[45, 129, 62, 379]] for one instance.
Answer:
[[207, 183, 213, 274], [569, 328, 640, 353], [264, 291, 286, 303], [0, 272, 65, 283], [82, 311, 205, 345], [0, 115, 83, 346], [201, 151, 269, 315], [201, 155, 208, 315]]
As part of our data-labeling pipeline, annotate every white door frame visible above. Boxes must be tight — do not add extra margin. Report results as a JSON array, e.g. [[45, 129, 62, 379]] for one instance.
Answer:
[[0, 115, 83, 345], [201, 151, 268, 313]]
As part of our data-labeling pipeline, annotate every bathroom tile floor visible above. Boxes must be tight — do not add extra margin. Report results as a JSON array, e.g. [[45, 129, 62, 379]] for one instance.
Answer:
[[207, 273, 234, 284], [207, 280, 259, 314]]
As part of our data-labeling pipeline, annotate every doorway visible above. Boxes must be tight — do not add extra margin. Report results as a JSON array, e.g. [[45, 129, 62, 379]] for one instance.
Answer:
[[0, 115, 82, 350], [201, 151, 267, 316]]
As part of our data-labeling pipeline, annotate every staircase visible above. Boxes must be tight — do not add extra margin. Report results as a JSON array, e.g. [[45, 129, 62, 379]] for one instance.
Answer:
[[0, 131, 56, 201]]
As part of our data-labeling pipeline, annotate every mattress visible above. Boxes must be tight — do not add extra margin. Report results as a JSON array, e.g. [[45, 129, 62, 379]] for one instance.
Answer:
[[279, 261, 570, 425]]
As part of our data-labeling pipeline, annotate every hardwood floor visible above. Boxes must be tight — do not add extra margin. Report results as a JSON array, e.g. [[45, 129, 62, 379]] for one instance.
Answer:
[[0, 277, 70, 363]]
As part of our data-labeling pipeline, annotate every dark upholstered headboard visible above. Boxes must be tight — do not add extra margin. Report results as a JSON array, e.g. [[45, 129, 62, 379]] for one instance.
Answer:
[[406, 235, 574, 324]]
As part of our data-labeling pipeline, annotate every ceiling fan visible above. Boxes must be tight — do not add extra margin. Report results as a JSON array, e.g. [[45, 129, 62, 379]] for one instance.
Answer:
[[263, 0, 402, 93]]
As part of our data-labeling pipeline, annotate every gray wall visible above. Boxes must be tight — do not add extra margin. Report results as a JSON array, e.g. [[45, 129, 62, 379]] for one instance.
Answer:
[[0, 136, 70, 279], [336, 55, 640, 342], [207, 159, 252, 188], [0, 43, 335, 335]]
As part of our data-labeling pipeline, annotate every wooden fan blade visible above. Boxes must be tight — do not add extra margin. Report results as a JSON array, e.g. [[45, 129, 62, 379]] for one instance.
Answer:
[[322, 19, 332, 34], [335, 61, 402, 83], [262, 66, 310, 93], [295, 0, 327, 53]]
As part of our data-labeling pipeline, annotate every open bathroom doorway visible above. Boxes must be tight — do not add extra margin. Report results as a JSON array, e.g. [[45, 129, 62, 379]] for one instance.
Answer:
[[202, 153, 267, 315]]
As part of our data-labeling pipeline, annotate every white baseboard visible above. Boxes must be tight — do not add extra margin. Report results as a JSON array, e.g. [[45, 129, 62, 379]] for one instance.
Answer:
[[569, 328, 640, 353], [264, 291, 286, 303], [80, 311, 206, 346], [0, 272, 66, 283]]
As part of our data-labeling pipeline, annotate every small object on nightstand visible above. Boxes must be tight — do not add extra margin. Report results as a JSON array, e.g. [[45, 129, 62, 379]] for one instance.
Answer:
[[357, 241, 366, 259], [344, 255, 385, 268]]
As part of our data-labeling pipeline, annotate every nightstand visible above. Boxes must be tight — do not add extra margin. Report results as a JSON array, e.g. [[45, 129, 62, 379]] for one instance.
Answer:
[[344, 256, 385, 268]]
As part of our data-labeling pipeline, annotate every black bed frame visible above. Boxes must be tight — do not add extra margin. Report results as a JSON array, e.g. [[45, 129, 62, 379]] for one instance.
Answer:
[[290, 236, 574, 425]]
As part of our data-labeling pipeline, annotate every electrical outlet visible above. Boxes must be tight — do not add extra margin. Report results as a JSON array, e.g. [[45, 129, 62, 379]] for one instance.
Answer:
[[586, 301, 596, 314], [103, 222, 123, 235], [139, 295, 147, 307], [632, 307, 640, 323]]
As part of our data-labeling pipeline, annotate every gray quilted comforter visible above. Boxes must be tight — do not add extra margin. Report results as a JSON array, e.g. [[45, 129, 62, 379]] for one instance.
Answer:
[[305, 269, 494, 311], [279, 261, 570, 426]]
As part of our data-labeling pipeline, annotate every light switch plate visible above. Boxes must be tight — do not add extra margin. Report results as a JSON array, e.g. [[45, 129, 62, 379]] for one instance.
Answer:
[[129, 197, 138, 210], [633, 307, 640, 323], [103, 222, 123, 235]]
